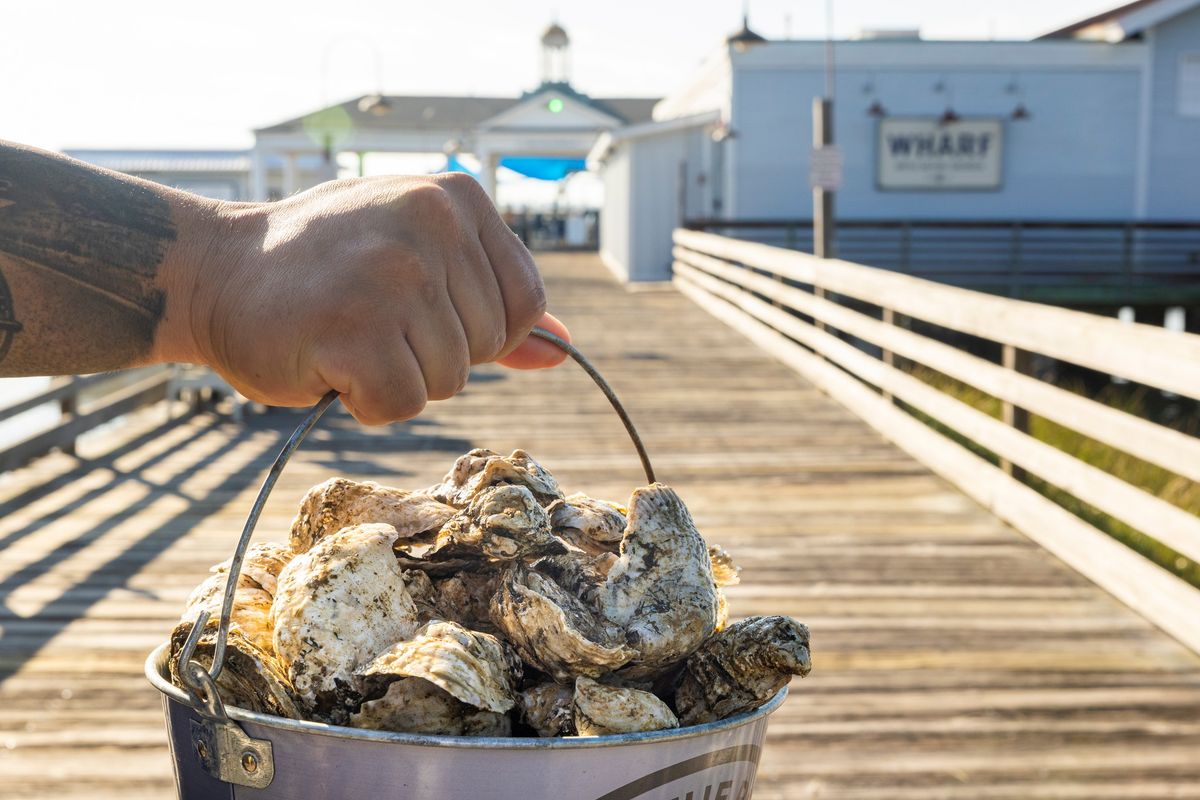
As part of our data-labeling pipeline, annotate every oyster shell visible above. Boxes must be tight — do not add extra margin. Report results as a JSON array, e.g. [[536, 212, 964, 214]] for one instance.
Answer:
[[271, 523, 420, 721], [548, 493, 627, 556], [433, 484, 561, 561], [518, 681, 576, 737], [169, 621, 300, 719], [675, 615, 812, 726], [357, 621, 522, 714], [491, 565, 636, 682], [601, 484, 720, 678], [424, 449, 563, 508], [431, 571, 504, 634], [289, 478, 456, 554], [529, 552, 614, 610], [213, 541, 293, 598], [572, 676, 678, 737], [708, 544, 741, 588], [350, 678, 510, 736], [181, 571, 274, 653]]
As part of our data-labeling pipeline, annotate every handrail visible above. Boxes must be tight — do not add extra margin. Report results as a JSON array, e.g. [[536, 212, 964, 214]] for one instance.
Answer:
[[0, 366, 173, 473], [672, 227, 1200, 656]]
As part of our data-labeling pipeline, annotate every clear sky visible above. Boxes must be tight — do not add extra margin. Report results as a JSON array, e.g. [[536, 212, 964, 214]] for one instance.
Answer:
[[4, 0, 1118, 151]]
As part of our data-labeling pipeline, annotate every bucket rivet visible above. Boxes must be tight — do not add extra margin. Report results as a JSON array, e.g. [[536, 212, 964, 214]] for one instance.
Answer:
[[195, 740, 208, 760], [241, 751, 259, 774]]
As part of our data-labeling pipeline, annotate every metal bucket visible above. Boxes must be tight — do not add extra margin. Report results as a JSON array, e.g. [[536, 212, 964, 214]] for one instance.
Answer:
[[148, 644, 785, 800], [148, 329, 787, 799]]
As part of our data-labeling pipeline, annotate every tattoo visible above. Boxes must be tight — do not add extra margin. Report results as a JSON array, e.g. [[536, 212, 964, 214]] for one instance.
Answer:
[[0, 146, 176, 365], [0, 267, 19, 362]]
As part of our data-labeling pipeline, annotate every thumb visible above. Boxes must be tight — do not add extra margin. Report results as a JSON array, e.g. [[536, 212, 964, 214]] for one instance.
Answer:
[[496, 312, 571, 370]]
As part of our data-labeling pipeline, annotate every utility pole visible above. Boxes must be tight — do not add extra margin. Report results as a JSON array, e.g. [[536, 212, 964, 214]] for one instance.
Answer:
[[812, 0, 837, 260]]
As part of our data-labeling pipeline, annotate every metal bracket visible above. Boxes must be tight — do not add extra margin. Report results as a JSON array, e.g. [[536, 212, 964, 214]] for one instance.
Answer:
[[189, 717, 275, 789]]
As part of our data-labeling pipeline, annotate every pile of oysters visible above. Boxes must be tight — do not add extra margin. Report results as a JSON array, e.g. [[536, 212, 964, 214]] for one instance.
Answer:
[[170, 449, 811, 737]]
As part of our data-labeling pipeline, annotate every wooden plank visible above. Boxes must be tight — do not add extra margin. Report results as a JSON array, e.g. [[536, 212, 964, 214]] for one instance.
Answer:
[[3, 254, 1200, 799], [673, 245, 1200, 483], [676, 269, 1200, 655], [675, 261, 1200, 566], [674, 228, 1200, 398]]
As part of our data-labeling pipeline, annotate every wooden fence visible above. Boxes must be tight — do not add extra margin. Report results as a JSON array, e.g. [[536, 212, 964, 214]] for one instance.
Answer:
[[673, 228, 1200, 654], [0, 366, 173, 473]]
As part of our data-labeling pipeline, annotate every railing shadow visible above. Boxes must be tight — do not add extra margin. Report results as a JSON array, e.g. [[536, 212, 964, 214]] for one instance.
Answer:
[[0, 402, 478, 685]]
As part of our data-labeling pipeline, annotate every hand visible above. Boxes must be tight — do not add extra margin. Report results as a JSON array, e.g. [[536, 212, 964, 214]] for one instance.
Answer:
[[160, 173, 569, 424]]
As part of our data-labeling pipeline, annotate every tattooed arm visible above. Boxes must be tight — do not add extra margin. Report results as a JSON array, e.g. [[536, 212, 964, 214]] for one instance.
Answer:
[[0, 142, 567, 424]]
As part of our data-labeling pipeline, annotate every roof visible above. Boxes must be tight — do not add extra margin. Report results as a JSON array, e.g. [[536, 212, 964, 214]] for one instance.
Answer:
[[64, 149, 252, 173], [1039, 0, 1200, 40], [256, 91, 659, 136]]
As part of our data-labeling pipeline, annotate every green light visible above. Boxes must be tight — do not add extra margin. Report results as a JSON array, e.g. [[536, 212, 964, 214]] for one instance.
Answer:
[[547, 97, 564, 113]]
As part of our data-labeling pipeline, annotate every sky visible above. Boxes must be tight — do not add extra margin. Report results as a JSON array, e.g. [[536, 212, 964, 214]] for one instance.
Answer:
[[3, 0, 1120, 151]]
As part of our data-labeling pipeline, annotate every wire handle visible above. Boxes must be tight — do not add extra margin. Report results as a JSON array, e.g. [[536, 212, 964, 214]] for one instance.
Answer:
[[178, 327, 655, 713]]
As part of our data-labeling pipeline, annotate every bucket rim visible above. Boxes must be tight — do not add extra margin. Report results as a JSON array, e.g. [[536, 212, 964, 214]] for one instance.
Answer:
[[147, 643, 786, 750]]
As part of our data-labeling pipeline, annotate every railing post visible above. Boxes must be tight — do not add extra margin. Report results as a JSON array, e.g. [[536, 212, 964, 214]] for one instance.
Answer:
[[1008, 222, 1023, 298], [881, 307, 896, 404], [59, 390, 77, 457], [1000, 344, 1032, 479]]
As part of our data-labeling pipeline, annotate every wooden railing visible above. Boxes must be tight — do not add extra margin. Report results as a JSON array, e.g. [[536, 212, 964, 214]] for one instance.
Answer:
[[672, 228, 1200, 654], [0, 366, 173, 473]]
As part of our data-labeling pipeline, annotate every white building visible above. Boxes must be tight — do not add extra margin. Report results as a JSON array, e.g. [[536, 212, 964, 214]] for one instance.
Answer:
[[591, 0, 1200, 289]]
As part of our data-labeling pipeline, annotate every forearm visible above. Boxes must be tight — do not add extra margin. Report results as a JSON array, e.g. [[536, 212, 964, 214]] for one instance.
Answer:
[[0, 141, 212, 376]]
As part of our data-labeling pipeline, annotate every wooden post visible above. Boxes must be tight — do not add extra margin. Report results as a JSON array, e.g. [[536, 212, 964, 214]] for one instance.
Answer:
[[1001, 344, 1032, 479], [813, 97, 834, 332], [59, 392, 77, 457], [881, 307, 896, 404]]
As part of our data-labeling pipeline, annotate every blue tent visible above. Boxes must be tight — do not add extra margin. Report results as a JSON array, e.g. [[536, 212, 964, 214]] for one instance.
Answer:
[[440, 155, 585, 181]]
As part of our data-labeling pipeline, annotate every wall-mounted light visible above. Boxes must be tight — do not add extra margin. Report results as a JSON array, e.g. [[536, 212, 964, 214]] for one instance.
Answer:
[[711, 121, 735, 142], [867, 100, 887, 117], [1006, 76, 1031, 121], [357, 94, 392, 116], [939, 107, 960, 125]]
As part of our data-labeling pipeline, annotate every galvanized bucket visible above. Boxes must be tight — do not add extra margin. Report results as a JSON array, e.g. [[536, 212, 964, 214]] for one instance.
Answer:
[[147, 329, 787, 799]]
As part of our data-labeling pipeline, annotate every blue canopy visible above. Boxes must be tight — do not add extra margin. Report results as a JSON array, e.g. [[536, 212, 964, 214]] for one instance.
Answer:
[[440, 155, 586, 181], [499, 156, 586, 181]]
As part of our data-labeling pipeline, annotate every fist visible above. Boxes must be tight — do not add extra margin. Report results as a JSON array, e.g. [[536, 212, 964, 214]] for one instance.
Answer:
[[183, 173, 568, 424]]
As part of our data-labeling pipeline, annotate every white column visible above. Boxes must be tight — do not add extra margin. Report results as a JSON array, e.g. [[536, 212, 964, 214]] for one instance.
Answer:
[[282, 152, 299, 197], [479, 151, 499, 202], [250, 143, 268, 201]]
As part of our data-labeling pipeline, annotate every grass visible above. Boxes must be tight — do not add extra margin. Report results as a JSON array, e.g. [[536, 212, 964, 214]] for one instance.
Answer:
[[902, 365, 1200, 588]]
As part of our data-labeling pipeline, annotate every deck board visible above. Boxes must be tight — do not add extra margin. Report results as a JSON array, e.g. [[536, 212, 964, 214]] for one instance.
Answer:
[[1, 252, 1198, 799]]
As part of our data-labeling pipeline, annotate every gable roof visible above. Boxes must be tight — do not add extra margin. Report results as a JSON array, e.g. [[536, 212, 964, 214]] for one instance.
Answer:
[[1040, 0, 1200, 40], [257, 91, 658, 136]]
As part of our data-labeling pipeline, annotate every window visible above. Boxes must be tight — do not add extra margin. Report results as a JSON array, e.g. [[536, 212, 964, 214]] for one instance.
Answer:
[[1179, 52, 1200, 117]]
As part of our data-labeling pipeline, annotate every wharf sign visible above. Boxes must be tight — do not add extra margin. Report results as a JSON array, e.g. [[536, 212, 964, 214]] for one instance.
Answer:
[[877, 117, 1003, 190]]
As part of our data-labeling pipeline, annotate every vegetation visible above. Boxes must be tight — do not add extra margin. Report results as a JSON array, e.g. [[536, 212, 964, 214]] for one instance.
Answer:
[[902, 365, 1200, 588]]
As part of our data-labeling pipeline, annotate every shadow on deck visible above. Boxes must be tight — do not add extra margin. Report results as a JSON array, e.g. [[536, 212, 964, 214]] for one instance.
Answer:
[[1, 253, 1198, 799]]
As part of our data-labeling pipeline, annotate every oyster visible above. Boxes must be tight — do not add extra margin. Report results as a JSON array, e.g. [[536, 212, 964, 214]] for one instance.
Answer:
[[675, 615, 811, 726], [432, 484, 561, 561], [169, 622, 300, 719], [424, 449, 563, 508], [529, 552, 614, 610], [548, 493, 627, 556], [491, 565, 636, 682], [271, 523, 420, 721], [350, 679, 510, 736], [432, 571, 504, 634], [572, 676, 678, 737], [601, 484, 720, 677], [181, 571, 274, 653], [518, 681, 576, 737], [289, 478, 456, 554], [708, 544, 741, 588], [213, 541, 293, 598], [357, 621, 522, 714]]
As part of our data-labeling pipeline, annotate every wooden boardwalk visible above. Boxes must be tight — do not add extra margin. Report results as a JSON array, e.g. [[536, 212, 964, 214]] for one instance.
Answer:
[[1, 252, 1198, 799]]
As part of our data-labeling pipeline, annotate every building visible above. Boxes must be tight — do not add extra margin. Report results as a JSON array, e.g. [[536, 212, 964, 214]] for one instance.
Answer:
[[249, 24, 656, 202], [592, 0, 1200, 294]]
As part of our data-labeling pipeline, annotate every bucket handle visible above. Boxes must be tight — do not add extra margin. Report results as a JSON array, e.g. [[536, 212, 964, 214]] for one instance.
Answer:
[[178, 327, 655, 708]]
